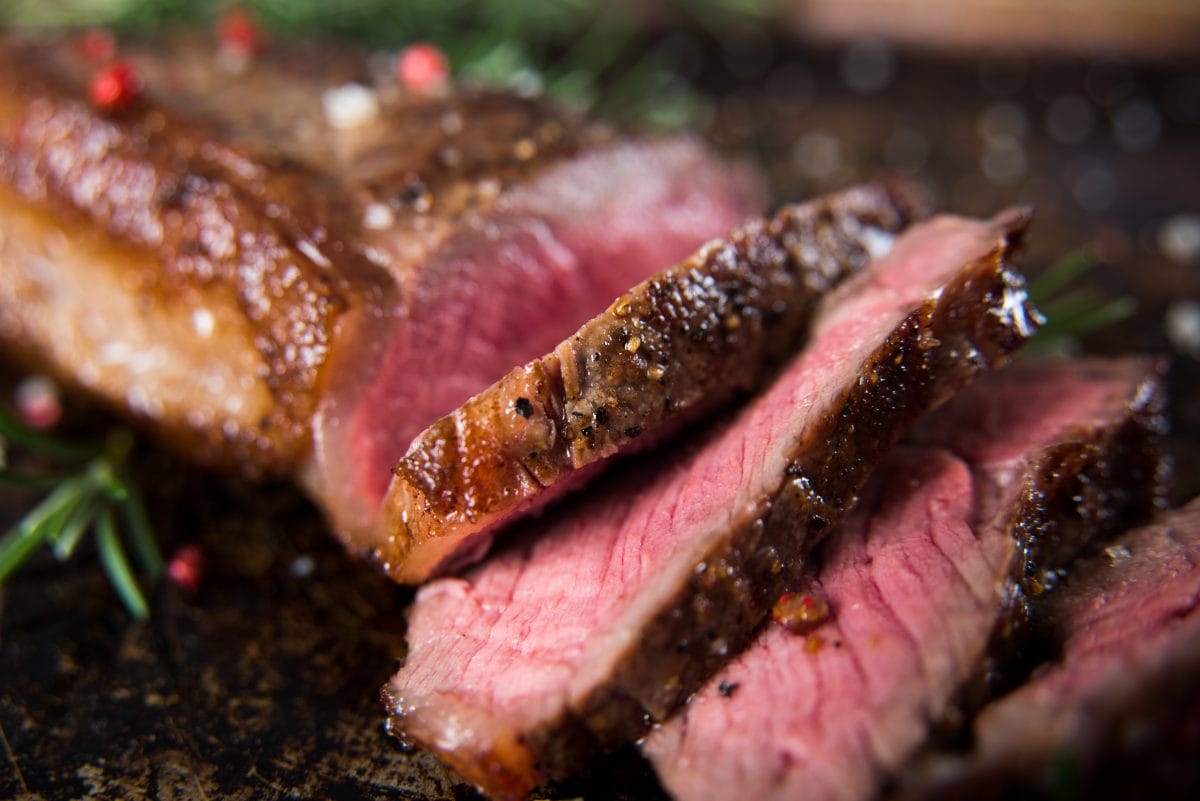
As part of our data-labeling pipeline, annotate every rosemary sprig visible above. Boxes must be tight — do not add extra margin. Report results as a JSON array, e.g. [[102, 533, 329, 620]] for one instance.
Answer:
[[0, 411, 163, 619], [1025, 248, 1137, 355]]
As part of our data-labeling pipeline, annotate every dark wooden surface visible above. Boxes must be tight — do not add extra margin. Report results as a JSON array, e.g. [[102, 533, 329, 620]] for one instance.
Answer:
[[3, 37, 1199, 801]]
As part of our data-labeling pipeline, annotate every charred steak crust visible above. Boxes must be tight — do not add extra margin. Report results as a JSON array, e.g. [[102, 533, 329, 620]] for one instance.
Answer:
[[384, 209, 1038, 801], [0, 37, 355, 472], [895, 496, 1200, 801], [939, 357, 1173, 743], [0, 95, 347, 473], [382, 180, 927, 583], [566, 211, 1035, 747], [646, 358, 1168, 801], [0, 34, 604, 474], [1003, 360, 1169, 599], [914, 359, 1171, 721]]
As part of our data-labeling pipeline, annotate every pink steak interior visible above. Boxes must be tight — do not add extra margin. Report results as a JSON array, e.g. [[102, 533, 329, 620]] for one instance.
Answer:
[[302, 139, 763, 551]]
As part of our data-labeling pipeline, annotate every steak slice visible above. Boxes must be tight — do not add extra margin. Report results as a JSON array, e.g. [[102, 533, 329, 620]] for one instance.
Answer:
[[895, 497, 1200, 801], [381, 180, 925, 583], [643, 357, 1167, 801], [384, 209, 1037, 801], [0, 32, 761, 545]]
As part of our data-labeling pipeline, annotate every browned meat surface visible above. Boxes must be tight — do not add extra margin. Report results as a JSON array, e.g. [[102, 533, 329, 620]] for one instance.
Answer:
[[0, 32, 762, 549], [0, 34, 370, 474], [644, 357, 1167, 801], [384, 209, 1036, 801], [381, 180, 926, 582], [894, 497, 1200, 801]]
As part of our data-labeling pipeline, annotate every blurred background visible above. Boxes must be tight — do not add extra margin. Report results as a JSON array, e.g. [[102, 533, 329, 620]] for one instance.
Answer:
[[1, 2, 1198, 799]]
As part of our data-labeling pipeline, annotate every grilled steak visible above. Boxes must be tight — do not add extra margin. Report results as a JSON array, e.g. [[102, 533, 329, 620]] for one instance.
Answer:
[[643, 357, 1167, 801], [381, 180, 925, 582], [895, 497, 1199, 801], [383, 209, 1037, 800], [0, 32, 762, 548]]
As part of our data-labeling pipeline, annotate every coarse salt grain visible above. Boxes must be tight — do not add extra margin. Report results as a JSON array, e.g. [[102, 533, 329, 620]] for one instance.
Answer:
[[323, 83, 380, 130], [192, 308, 215, 338], [362, 202, 395, 230]]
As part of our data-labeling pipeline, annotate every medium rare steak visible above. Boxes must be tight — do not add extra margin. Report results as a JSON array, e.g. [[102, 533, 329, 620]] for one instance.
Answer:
[[895, 497, 1200, 801], [382, 180, 925, 582], [384, 209, 1038, 800], [643, 357, 1167, 801], [0, 32, 761, 547]]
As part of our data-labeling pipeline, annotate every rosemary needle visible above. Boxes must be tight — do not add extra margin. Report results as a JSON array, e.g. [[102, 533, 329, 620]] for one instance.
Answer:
[[0, 475, 89, 584], [96, 507, 150, 620], [50, 491, 101, 561], [119, 478, 164, 577], [1028, 248, 1096, 305], [1024, 249, 1136, 355]]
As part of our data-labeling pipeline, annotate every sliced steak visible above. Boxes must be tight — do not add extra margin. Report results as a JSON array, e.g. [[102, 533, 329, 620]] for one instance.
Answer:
[[895, 497, 1200, 801], [381, 180, 925, 582], [643, 357, 1167, 801], [0, 32, 761, 546], [384, 210, 1038, 801]]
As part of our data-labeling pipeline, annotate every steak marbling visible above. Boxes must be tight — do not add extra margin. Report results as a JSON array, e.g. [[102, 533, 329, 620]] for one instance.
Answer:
[[384, 209, 1037, 800], [644, 357, 1167, 801], [382, 180, 925, 582]]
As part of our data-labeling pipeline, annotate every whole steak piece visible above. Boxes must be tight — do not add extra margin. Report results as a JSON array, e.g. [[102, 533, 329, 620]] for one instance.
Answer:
[[0, 31, 762, 548], [644, 357, 1167, 801], [385, 209, 1037, 800], [382, 180, 925, 582]]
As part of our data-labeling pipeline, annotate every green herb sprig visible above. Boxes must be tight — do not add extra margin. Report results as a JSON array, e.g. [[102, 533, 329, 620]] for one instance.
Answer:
[[1025, 248, 1137, 356], [0, 411, 163, 618]]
